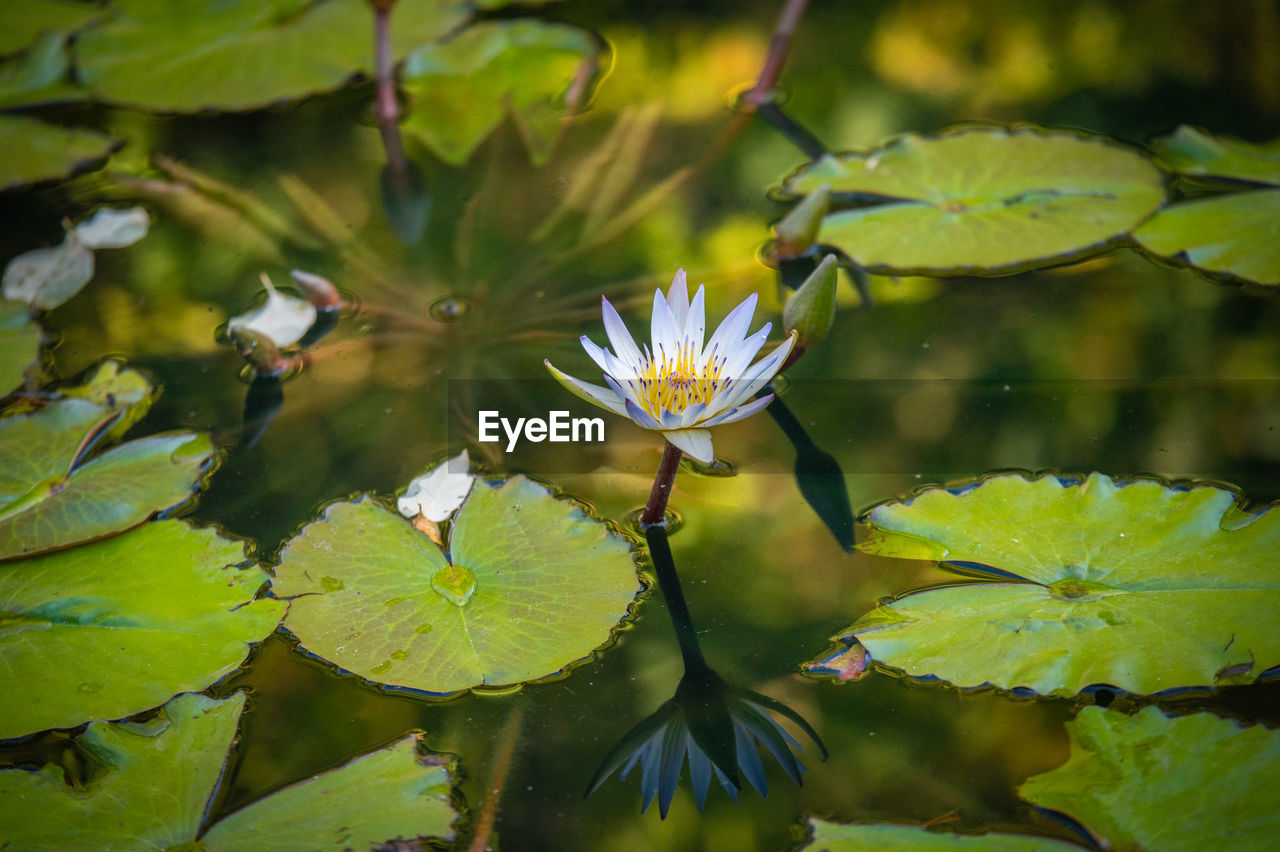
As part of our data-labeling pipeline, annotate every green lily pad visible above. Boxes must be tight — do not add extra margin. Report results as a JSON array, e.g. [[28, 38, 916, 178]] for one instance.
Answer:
[[1153, 125, 1280, 186], [0, 520, 283, 738], [0, 693, 243, 848], [0, 299, 40, 395], [0, 0, 103, 55], [58, 359, 157, 440], [0, 30, 87, 110], [274, 475, 640, 696], [779, 128, 1165, 275], [803, 820, 1078, 850], [1132, 189, 1280, 287], [0, 115, 117, 191], [202, 735, 456, 850], [804, 706, 1279, 851], [76, 0, 469, 112], [400, 19, 601, 165], [0, 386, 213, 560], [0, 692, 458, 849], [821, 473, 1280, 696], [1020, 706, 1280, 852]]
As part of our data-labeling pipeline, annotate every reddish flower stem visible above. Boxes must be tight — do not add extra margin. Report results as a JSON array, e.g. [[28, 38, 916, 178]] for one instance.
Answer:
[[639, 440, 684, 527], [373, 5, 407, 175]]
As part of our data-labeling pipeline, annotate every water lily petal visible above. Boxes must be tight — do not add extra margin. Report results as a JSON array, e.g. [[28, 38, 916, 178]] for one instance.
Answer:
[[650, 287, 681, 363], [601, 296, 645, 371], [718, 323, 771, 381], [397, 449, 474, 521], [625, 397, 664, 430], [545, 360, 628, 416], [673, 401, 708, 429], [579, 335, 613, 374], [686, 284, 706, 355], [716, 334, 795, 411], [662, 428, 714, 463], [666, 268, 689, 330], [703, 292, 758, 361], [228, 274, 317, 348], [701, 393, 773, 427], [733, 722, 769, 797]]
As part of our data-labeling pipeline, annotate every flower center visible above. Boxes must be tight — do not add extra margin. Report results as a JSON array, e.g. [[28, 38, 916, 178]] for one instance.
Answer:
[[635, 342, 727, 418]]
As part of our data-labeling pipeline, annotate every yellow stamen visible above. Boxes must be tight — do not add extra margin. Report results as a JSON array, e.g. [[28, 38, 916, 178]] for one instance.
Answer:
[[633, 341, 727, 418]]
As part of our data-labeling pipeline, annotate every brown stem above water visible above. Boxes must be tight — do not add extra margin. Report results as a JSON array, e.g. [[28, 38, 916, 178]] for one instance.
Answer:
[[640, 440, 684, 528]]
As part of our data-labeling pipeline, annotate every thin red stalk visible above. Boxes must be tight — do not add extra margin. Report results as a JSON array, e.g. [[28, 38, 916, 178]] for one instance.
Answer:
[[743, 0, 811, 107], [374, 6, 407, 174], [466, 703, 525, 852], [640, 440, 684, 527]]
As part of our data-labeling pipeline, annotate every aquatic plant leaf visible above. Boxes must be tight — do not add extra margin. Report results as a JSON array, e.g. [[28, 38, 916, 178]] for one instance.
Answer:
[[0, 693, 243, 849], [0, 692, 458, 849], [1019, 706, 1280, 852], [0, 115, 117, 191], [0, 0, 103, 55], [401, 19, 600, 165], [0, 521, 283, 738], [826, 473, 1280, 696], [57, 360, 157, 441], [0, 300, 41, 394], [274, 476, 639, 695], [0, 393, 213, 560], [0, 29, 87, 110], [1132, 189, 1280, 287], [779, 128, 1165, 275], [76, 0, 470, 111], [1152, 125, 1280, 186], [202, 736, 457, 850], [803, 820, 1078, 850]]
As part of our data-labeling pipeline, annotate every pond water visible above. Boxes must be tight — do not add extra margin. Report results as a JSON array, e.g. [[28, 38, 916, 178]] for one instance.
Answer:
[[3, 0, 1279, 849]]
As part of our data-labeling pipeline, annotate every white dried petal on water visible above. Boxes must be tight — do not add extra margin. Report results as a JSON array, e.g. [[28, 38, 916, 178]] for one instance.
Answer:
[[397, 449, 475, 522], [2, 231, 94, 310], [227, 273, 317, 348], [74, 206, 151, 249]]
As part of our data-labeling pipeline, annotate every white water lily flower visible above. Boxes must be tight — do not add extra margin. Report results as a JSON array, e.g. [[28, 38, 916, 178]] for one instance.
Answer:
[[227, 273, 317, 347], [545, 269, 795, 464], [397, 449, 475, 522]]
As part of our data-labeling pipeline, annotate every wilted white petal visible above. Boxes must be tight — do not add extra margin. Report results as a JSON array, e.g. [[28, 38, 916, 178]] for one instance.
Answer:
[[397, 449, 475, 521], [663, 428, 714, 463], [227, 273, 317, 347], [74, 206, 150, 249], [2, 232, 94, 310]]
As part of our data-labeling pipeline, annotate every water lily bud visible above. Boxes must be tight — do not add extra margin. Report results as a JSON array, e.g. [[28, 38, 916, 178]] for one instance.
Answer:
[[783, 254, 838, 349], [774, 183, 831, 258], [289, 269, 343, 310]]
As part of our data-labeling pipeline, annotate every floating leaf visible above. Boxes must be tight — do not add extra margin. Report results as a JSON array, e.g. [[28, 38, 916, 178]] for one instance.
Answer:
[[1152, 125, 1280, 186], [779, 128, 1165, 275], [1, 231, 93, 309], [0, 392, 213, 560], [0, 0, 103, 55], [0, 521, 283, 737], [57, 359, 157, 440], [819, 473, 1280, 696], [802, 820, 1078, 850], [1132, 189, 1280, 287], [73, 205, 150, 249], [1019, 707, 1280, 852], [0, 693, 243, 848], [0, 115, 117, 191], [202, 736, 456, 849], [0, 300, 40, 394], [0, 692, 458, 849], [274, 475, 640, 696], [0, 29, 86, 110], [76, 0, 470, 111], [401, 19, 600, 165]]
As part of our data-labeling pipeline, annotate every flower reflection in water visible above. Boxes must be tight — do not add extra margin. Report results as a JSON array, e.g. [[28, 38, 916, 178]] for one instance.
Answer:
[[587, 525, 826, 818]]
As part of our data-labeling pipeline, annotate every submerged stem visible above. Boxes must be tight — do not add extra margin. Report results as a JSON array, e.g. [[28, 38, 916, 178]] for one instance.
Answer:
[[467, 702, 525, 852], [644, 524, 708, 672], [639, 440, 683, 528]]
